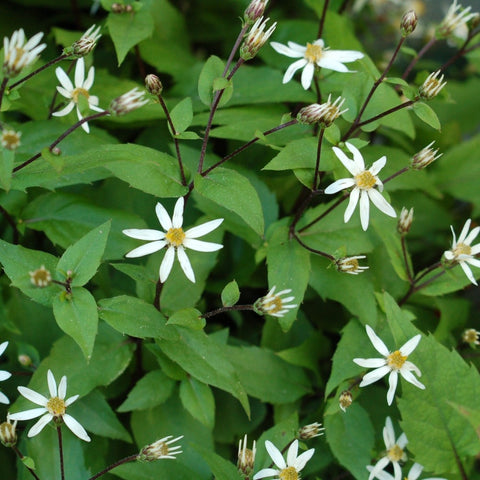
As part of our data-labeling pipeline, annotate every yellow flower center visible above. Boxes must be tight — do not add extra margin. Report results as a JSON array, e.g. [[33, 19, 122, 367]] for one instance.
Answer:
[[46, 397, 66, 416], [157, 441, 169, 456], [166, 227, 186, 247], [463, 329, 479, 343], [344, 258, 359, 270], [387, 350, 407, 370], [263, 296, 283, 314], [387, 444, 404, 462], [453, 242, 471, 257], [72, 87, 90, 104], [1, 131, 21, 150], [355, 171, 376, 189], [304, 43, 323, 63], [29, 266, 52, 287], [279, 466, 298, 480]]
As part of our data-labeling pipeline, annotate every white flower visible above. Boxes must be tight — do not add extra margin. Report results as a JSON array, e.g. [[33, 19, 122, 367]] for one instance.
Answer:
[[109, 87, 149, 116], [353, 325, 425, 405], [238, 434, 256, 476], [52, 57, 103, 133], [438, 0, 478, 39], [240, 16, 277, 60], [253, 439, 315, 480], [0, 341, 12, 405], [1, 129, 22, 151], [367, 417, 408, 480], [123, 197, 223, 284], [139, 434, 183, 461], [368, 461, 446, 480], [444, 218, 480, 286], [336, 255, 369, 274], [69, 24, 102, 57], [324, 142, 396, 231], [270, 38, 364, 89], [254, 286, 298, 317], [3, 29, 46, 78], [463, 328, 480, 345], [9, 369, 90, 442]]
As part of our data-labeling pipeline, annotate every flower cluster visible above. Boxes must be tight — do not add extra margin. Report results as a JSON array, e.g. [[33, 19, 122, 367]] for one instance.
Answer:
[[3, 29, 46, 78]]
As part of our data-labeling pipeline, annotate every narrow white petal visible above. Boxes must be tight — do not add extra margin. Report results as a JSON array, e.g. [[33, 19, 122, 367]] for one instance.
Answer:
[[294, 448, 315, 471], [366, 325, 390, 356], [0, 341, 8, 356], [458, 219, 471, 244], [403, 361, 422, 377], [318, 57, 351, 72], [159, 246, 175, 283], [400, 369, 425, 390], [370, 156, 387, 176], [74, 58, 85, 87], [58, 376, 67, 399], [18, 386, 48, 406], [286, 440, 298, 466], [52, 102, 75, 117], [469, 245, 480, 255], [359, 366, 390, 386], [265, 440, 286, 469], [47, 370, 57, 397], [367, 465, 394, 480], [325, 49, 364, 62], [177, 246, 195, 283], [122, 229, 165, 241], [172, 197, 184, 228], [63, 414, 91, 441], [65, 394, 79, 407], [0, 392, 9, 404], [353, 357, 386, 368], [185, 218, 223, 238], [444, 250, 455, 260], [399, 334, 421, 356], [183, 238, 223, 252], [393, 461, 402, 480], [270, 41, 305, 58], [387, 371, 398, 405], [155, 202, 173, 231], [460, 262, 477, 285], [397, 433, 408, 449], [84, 66, 95, 90], [0, 371, 12, 381], [28, 413, 53, 437], [359, 190, 371, 231], [408, 463, 423, 480], [383, 417, 395, 448], [301, 62, 315, 90], [464, 226, 480, 246], [367, 189, 396, 218], [369, 457, 390, 480], [324, 178, 355, 194], [24, 31, 44, 50], [450, 225, 457, 247], [333, 145, 359, 174], [125, 241, 166, 258], [289, 40, 310, 51], [344, 188, 360, 223], [55, 67, 74, 91], [283, 58, 308, 84], [253, 468, 280, 480]]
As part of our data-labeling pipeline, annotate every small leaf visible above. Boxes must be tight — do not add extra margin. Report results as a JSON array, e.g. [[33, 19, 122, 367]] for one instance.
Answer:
[[198, 55, 226, 106], [0, 149, 14, 191], [169, 97, 193, 134], [179, 377, 215, 428], [221, 280, 240, 307], [413, 102, 441, 130], [167, 308, 205, 330], [21, 457, 36, 470], [191, 443, 243, 480]]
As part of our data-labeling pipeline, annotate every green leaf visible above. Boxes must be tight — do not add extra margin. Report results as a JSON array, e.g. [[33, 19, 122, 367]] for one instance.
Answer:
[[52, 287, 98, 359], [41, 146, 64, 173], [98, 295, 167, 338], [179, 377, 215, 428], [221, 280, 240, 307], [107, 1, 155, 65], [117, 369, 176, 412], [198, 56, 232, 107], [190, 443, 243, 480], [169, 97, 193, 134], [0, 149, 14, 191], [194, 168, 264, 237], [413, 101, 441, 130], [167, 308, 205, 330], [56, 221, 111, 286]]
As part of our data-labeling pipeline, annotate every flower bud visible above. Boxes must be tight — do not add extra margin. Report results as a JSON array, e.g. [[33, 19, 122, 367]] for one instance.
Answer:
[[109, 88, 149, 116], [145, 74, 163, 96], [411, 141, 442, 170], [0, 416, 17, 447], [240, 17, 276, 60], [336, 256, 369, 275], [339, 390, 353, 412], [462, 328, 480, 345], [69, 25, 102, 58], [244, 0, 268, 24], [419, 70, 447, 99], [297, 95, 347, 127], [138, 435, 183, 461], [397, 207, 414, 235], [298, 422, 325, 440], [401, 10, 418, 36], [237, 434, 256, 477], [29, 265, 52, 287], [1, 129, 21, 151]]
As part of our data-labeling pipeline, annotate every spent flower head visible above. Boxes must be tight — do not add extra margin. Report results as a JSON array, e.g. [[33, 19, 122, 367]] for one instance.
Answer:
[[270, 38, 364, 90], [411, 141, 442, 170], [298, 422, 325, 440], [369, 461, 446, 480], [9, 369, 90, 441], [444, 218, 480, 285], [324, 142, 396, 231], [238, 434, 257, 477], [297, 95, 347, 126], [244, 0, 268, 23], [240, 16, 277, 60], [139, 435, 183, 461], [419, 71, 447, 99], [1, 129, 21, 151], [66, 24, 102, 58], [123, 197, 223, 283], [353, 325, 425, 405], [437, 0, 478, 39], [3, 29, 46, 78], [29, 265, 52, 287], [109, 87, 149, 116], [0, 414, 17, 447], [253, 439, 315, 480], [336, 255, 369, 274], [0, 341, 12, 405], [397, 207, 414, 235], [462, 328, 480, 345], [254, 286, 297, 318], [339, 390, 353, 412]]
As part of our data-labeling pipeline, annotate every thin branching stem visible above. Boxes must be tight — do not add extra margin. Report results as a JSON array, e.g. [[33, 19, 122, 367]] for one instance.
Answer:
[[440, 29, 480, 72], [317, 0, 330, 39], [401, 235, 414, 282], [289, 191, 315, 239], [223, 24, 249, 76], [88, 454, 139, 480], [0, 204, 19, 244], [202, 304, 255, 319], [154, 279, 164, 311], [414, 261, 443, 284], [399, 269, 446, 305], [0, 77, 9, 111], [402, 36, 437, 80], [313, 127, 325, 189], [293, 232, 336, 261], [383, 166, 409, 184], [12, 445, 42, 480], [57, 426, 65, 480]]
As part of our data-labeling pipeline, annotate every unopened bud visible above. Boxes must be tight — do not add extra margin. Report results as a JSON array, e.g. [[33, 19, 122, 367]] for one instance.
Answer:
[[69, 25, 102, 58], [401, 10, 418, 36], [298, 422, 325, 440], [339, 390, 353, 412], [411, 141, 442, 170], [51, 146, 61, 155], [109, 88, 149, 116], [397, 207, 414, 235], [145, 74, 163, 95], [336, 256, 369, 275], [1, 129, 21, 151], [0, 415, 17, 447], [419, 70, 447, 99], [244, 0, 268, 24], [138, 435, 183, 461], [462, 328, 480, 345], [29, 265, 52, 287], [240, 16, 276, 60], [237, 434, 256, 477]]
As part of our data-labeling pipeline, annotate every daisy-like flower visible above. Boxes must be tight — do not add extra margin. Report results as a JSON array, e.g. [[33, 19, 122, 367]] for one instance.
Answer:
[[419, 71, 447, 100], [297, 95, 348, 126], [324, 142, 396, 231], [238, 434, 257, 476], [411, 141, 442, 170], [1, 129, 22, 150], [462, 328, 480, 345], [444, 218, 480, 286], [240, 16, 277, 60], [52, 57, 103, 133], [353, 325, 425, 405], [368, 461, 446, 480], [339, 390, 353, 412], [367, 417, 408, 480], [270, 38, 364, 90], [298, 422, 325, 440], [29, 264, 52, 287], [0, 341, 12, 405], [9, 369, 91, 442], [253, 439, 315, 480], [138, 435, 183, 461], [123, 197, 223, 284], [254, 286, 298, 318], [336, 255, 369, 274], [437, 0, 478, 39], [3, 29, 46, 78]]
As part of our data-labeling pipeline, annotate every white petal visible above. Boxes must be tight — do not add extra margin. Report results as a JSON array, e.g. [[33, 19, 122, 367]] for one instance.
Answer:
[[18, 386, 48, 406], [28, 413, 53, 437], [367, 189, 396, 218], [74, 58, 85, 87], [464, 226, 480, 245], [289, 40, 310, 51], [383, 417, 395, 448], [185, 218, 223, 238], [399, 334, 421, 356], [449, 225, 457, 248], [318, 56, 351, 72], [159, 246, 175, 283], [265, 440, 286, 469], [177, 246, 195, 283], [183, 238, 223, 252], [293, 448, 315, 471], [367, 465, 394, 480], [122, 229, 165, 241], [0, 371, 12, 381], [286, 440, 298, 467], [387, 370, 398, 405], [324, 178, 355, 194], [369, 457, 390, 480], [403, 360, 422, 377], [63, 414, 91, 442], [365, 325, 390, 356], [57, 376, 67, 399], [353, 357, 386, 368], [84, 66, 95, 90], [125, 241, 166, 258], [52, 101, 75, 117], [47, 370, 57, 397], [0, 391, 9, 404], [0, 341, 8, 356], [155, 202, 173, 231], [283, 58, 308, 84], [55, 67, 73, 91], [408, 463, 423, 480], [65, 394, 79, 407], [444, 250, 455, 260], [325, 49, 364, 62], [370, 156, 387, 176], [458, 219, 471, 244], [400, 369, 425, 390], [270, 41, 305, 58], [172, 197, 184, 228], [397, 433, 408, 449], [253, 468, 280, 480], [359, 366, 390, 386], [301, 62, 315, 90], [359, 190, 370, 231], [460, 262, 477, 285], [393, 461, 403, 480], [344, 187, 360, 223], [24, 31, 44, 50], [9, 407, 47, 420], [333, 145, 359, 174]]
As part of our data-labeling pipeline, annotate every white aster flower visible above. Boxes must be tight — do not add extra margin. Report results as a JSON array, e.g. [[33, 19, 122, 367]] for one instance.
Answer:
[[238, 434, 256, 476], [462, 328, 480, 345], [1, 129, 22, 151], [444, 218, 480, 286], [254, 286, 298, 318], [353, 325, 425, 405], [240, 16, 277, 60], [336, 255, 369, 274], [9, 369, 90, 442], [52, 57, 103, 133], [109, 87, 149, 116], [368, 461, 446, 480], [123, 197, 223, 284], [253, 439, 315, 480], [270, 38, 364, 90], [0, 341, 12, 405], [324, 142, 396, 231], [437, 0, 478, 39], [139, 434, 183, 461], [367, 417, 408, 480], [3, 29, 46, 78]]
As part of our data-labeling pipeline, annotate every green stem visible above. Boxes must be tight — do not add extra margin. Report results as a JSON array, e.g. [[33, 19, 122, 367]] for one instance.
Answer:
[[293, 232, 336, 261], [0, 204, 19, 244], [12, 445, 42, 480], [400, 235, 413, 282], [201, 304, 254, 319], [313, 127, 325, 190], [88, 454, 139, 480]]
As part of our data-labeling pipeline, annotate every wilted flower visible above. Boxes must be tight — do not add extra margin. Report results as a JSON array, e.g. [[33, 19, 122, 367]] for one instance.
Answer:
[[9, 369, 91, 441], [52, 57, 103, 133], [437, 0, 478, 39], [444, 218, 480, 285], [68, 24, 102, 57], [369, 461, 446, 480], [240, 16, 277, 60], [139, 435, 183, 461], [411, 141, 442, 170], [0, 129, 21, 150], [238, 434, 256, 476], [336, 255, 369, 274], [462, 328, 480, 345], [298, 422, 325, 439], [270, 38, 364, 90], [324, 142, 396, 231], [253, 439, 315, 480], [145, 74, 163, 96], [297, 95, 348, 126], [3, 29, 46, 78], [0, 341, 11, 405], [244, 0, 268, 23], [397, 207, 414, 235], [353, 325, 425, 405], [339, 390, 353, 412], [401, 10, 418, 36], [419, 71, 447, 99], [254, 286, 297, 318], [123, 197, 224, 283], [367, 417, 408, 480], [109, 87, 149, 116], [29, 265, 52, 287], [0, 414, 17, 447]]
